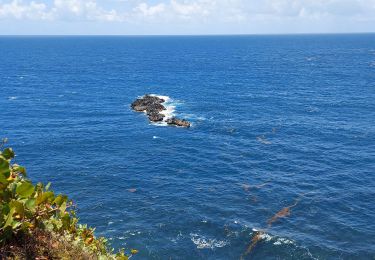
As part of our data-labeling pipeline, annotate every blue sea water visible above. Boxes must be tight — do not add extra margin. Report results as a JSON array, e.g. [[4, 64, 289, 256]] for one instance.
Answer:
[[0, 35, 375, 259]]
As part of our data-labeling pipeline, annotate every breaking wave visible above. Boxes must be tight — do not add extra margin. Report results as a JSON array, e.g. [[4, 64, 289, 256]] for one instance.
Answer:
[[190, 233, 229, 249]]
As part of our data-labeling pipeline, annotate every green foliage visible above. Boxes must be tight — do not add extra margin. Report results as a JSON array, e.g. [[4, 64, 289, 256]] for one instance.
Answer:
[[0, 143, 137, 259]]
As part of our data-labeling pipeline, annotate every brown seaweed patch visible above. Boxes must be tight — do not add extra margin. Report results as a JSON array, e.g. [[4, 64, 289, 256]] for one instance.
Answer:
[[267, 199, 300, 227], [240, 230, 264, 259], [241, 193, 310, 257]]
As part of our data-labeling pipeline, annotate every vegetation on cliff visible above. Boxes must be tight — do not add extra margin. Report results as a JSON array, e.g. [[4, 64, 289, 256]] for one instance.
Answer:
[[0, 140, 137, 259]]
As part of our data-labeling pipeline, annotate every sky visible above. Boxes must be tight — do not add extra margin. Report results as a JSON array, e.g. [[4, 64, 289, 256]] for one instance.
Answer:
[[0, 0, 375, 35]]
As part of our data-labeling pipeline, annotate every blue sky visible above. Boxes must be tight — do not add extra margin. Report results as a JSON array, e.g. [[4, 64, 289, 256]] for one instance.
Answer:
[[0, 0, 375, 35]]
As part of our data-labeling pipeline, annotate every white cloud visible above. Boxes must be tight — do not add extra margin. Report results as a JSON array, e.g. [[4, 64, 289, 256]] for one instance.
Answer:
[[170, 0, 210, 17], [1, 0, 375, 33], [0, 0, 123, 21], [52, 0, 123, 21], [134, 2, 165, 17], [0, 0, 52, 20]]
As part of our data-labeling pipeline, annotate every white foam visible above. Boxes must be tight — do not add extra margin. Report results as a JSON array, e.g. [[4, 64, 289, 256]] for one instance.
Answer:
[[8, 96, 18, 100], [256, 135, 272, 145], [251, 228, 295, 246], [161, 104, 176, 120], [149, 94, 171, 102], [259, 233, 273, 242], [146, 94, 176, 126], [190, 233, 229, 249], [273, 237, 294, 245]]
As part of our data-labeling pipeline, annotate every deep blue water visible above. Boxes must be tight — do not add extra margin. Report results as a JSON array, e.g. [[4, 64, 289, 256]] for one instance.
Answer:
[[1, 35, 375, 259]]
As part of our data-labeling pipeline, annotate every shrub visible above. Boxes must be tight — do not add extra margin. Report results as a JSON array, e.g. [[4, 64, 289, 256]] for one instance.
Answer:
[[0, 141, 137, 259]]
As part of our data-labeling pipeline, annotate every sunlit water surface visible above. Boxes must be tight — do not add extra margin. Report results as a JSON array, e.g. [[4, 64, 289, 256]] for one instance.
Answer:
[[1, 35, 374, 259]]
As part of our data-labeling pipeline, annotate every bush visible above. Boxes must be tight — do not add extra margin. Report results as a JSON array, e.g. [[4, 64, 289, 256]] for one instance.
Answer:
[[0, 141, 137, 259]]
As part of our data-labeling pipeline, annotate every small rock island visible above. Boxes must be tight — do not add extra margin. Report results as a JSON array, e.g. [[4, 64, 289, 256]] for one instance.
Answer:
[[131, 95, 191, 128]]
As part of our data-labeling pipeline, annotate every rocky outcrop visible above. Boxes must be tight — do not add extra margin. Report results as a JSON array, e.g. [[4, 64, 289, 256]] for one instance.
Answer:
[[148, 112, 165, 122], [131, 95, 165, 112], [131, 95, 191, 127], [166, 117, 191, 128]]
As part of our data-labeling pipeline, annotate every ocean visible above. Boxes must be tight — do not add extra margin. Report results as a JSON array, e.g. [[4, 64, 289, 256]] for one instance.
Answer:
[[0, 35, 374, 259]]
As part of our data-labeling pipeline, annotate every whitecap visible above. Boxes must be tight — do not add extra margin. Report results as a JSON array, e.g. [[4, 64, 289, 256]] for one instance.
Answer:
[[251, 228, 294, 245], [8, 96, 18, 100], [256, 135, 272, 145], [259, 232, 272, 242], [160, 104, 176, 121], [190, 233, 229, 249], [147, 94, 176, 126], [149, 94, 171, 102], [273, 237, 294, 245]]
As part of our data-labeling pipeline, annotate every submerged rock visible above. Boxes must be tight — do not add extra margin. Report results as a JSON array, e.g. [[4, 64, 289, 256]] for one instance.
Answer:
[[131, 95, 191, 127]]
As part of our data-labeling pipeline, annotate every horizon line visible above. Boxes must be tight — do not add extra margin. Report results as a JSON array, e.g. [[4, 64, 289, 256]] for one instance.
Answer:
[[0, 32, 375, 37]]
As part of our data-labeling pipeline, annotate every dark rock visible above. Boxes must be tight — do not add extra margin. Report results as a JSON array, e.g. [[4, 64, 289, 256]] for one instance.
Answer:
[[146, 103, 166, 115], [148, 112, 165, 122], [166, 117, 191, 128], [131, 95, 165, 112], [131, 95, 191, 127], [132, 104, 148, 112]]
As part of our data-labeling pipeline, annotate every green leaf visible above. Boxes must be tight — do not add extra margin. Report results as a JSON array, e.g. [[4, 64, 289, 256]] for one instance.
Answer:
[[3, 202, 20, 228], [13, 164, 26, 175], [36, 191, 54, 205], [25, 198, 36, 211], [16, 182, 34, 198], [61, 212, 71, 229], [0, 156, 10, 184], [2, 148, 15, 160], [4, 212, 14, 228], [59, 202, 67, 213], [10, 200, 24, 216], [53, 194, 67, 207], [12, 220, 22, 229]]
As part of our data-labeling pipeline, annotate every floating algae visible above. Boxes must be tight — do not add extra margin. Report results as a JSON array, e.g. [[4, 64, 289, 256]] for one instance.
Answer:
[[240, 230, 264, 259], [241, 193, 312, 258], [267, 198, 300, 227]]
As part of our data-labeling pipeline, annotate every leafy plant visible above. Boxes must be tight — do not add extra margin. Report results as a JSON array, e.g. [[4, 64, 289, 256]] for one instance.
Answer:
[[0, 140, 137, 259]]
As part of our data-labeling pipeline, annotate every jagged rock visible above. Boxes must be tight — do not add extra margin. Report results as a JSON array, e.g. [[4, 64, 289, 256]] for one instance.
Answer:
[[148, 112, 165, 122], [131, 95, 165, 112], [132, 104, 148, 112], [166, 117, 191, 128], [131, 95, 191, 127], [146, 103, 166, 115]]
